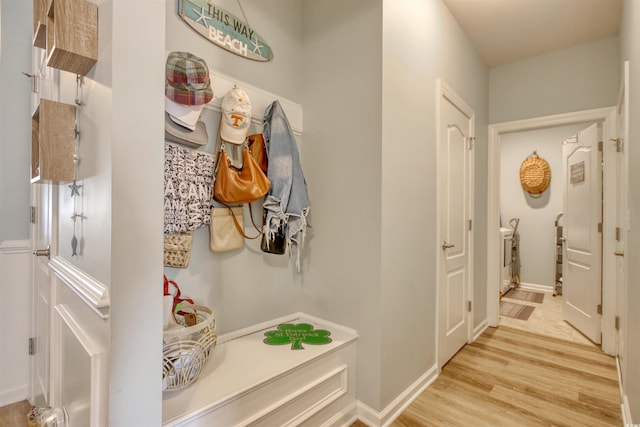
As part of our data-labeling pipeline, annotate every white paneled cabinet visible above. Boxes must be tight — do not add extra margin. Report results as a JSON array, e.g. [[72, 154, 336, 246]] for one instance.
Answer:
[[162, 313, 358, 427]]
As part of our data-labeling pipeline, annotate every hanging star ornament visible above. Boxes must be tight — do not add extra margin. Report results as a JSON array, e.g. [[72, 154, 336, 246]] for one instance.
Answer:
[[68, 179, 82, 197]]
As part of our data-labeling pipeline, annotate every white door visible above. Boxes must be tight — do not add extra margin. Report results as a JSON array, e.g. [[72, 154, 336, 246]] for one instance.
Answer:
[[30, 182, 53, 408], [29, 46, 58, 409], [562, 122, 602, 344], [30, 48, 71, 427], [437, 81, 474, 367]]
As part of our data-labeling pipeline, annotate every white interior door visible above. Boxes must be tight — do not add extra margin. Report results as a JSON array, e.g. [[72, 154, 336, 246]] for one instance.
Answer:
[[437, 81, 473, 367], [562, 122, 602, 344], [29, 48, 72, 426], [30, 182, 52, 408]]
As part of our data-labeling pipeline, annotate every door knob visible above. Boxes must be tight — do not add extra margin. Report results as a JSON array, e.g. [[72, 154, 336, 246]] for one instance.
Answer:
[[614, 251, 624, 257], [33, 245, 50, 260], [442, 241, 455, 251]]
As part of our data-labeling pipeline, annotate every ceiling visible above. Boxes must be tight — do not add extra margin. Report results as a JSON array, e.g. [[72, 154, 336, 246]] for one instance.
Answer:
[[442, 0, 623, 68]]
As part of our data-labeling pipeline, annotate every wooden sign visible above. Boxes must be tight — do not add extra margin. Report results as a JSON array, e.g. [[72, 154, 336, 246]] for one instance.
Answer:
[[178, 0, 273, 62], [570, 161, 585, 184]]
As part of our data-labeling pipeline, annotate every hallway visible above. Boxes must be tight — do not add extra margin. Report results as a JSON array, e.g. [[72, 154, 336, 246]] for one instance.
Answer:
[[500, 289, 595, 347], [389, 326, 621, 426]]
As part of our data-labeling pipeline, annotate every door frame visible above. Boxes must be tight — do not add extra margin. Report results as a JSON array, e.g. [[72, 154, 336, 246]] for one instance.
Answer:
[[486, 106, 618, 355], [436, 79, 474, 368], [615, 60, 629, 382]]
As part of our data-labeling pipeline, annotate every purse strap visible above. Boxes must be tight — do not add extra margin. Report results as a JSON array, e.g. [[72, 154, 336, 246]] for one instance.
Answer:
[[223, 203, 263, 239]]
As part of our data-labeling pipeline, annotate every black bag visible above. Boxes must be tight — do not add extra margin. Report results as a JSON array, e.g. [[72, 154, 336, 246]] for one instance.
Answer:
[[261, 223, 286, 255]]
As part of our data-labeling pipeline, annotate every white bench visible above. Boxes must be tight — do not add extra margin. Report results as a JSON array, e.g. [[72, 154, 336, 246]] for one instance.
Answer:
[[162, 313, 358, 426]]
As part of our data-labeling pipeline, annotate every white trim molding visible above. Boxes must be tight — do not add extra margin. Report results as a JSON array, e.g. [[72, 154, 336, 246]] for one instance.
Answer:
[[52, 304, 108, 426], [357, 364, 438, 427], [487, 107, 616, 358], [49, 256, 110, 319], [473, 319, 489, 341], [517, 282, 554, 294], [0, 239, 30, 254]]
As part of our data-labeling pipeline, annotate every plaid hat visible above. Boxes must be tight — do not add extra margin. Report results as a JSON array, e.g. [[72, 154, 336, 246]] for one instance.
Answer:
[[220, 86, 251, 144], [165, 52, 214, 106]]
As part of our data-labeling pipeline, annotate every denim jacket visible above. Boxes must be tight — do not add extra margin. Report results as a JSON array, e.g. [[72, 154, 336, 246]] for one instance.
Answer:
[[262, 101, 310, 270]]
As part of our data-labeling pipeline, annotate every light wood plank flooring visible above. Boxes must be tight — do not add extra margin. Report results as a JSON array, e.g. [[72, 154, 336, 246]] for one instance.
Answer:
[[500, 290, 595, 346], [0, 399, 30, 427], [388, 326, 621, 426]]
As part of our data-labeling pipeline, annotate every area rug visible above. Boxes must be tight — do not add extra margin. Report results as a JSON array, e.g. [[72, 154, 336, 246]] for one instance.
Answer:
[[499, 301, 535, 321], [503, 288, 545, 304]]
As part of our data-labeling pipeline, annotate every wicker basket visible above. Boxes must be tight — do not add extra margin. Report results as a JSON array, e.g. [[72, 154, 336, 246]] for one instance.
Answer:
[[162, 304, 217, 391], [164, 231, 194, 268], [519, 154, 551, 195]]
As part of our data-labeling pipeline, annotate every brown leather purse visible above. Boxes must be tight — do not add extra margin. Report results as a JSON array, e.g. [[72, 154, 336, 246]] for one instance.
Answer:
[[248, 133, 268, 173], [213, 143, 270, 204]]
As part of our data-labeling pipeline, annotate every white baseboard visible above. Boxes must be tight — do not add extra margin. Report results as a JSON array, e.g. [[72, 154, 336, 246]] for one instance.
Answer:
[[517, 282, 554, 293], [473, 320, 489, 341], [327, 401, 359, 427], [621, 394, 632, 425], [0, 385, 29, 408], [617, 356, 632, 424], [356, 401, 380, 427], [357, 364, 438, 427]]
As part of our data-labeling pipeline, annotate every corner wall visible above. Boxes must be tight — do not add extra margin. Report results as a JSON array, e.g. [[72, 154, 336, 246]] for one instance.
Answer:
[[619, 0, 640, 421], [301, 0, 384, 410]]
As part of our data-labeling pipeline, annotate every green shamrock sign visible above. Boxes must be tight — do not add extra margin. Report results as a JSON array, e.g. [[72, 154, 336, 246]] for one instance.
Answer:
[[263, 323, 332, 350]]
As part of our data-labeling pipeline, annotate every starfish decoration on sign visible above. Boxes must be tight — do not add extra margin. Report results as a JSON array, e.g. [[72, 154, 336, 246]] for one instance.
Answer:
[[250, 36, 264, 55], [68, 180, 82, 197], [193, 6, 211, 27]]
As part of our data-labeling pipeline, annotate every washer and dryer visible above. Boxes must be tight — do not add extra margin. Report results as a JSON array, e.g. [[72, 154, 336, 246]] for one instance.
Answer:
[[500, 226, 513, 295], [500, 218, 521, 295]]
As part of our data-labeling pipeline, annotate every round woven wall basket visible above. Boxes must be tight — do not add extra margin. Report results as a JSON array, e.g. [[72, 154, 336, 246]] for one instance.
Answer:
[[519, 154, 551, 195]]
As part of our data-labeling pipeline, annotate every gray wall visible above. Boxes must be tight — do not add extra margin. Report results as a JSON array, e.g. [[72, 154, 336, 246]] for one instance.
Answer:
[[0, 0, 31, 242], [619, 0, 640, 421], [379, 0, 489, 408], [490, 36, 619, 124], [300, 0, 490, 410], [164, 0, 307, 334], [301, 0, 384, 409], [499, 123, 589, 288]]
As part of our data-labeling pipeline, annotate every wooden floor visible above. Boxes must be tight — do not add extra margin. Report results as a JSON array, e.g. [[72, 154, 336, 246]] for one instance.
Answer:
[[0, 399, 30, 427], [387, 326, 621, 427]]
